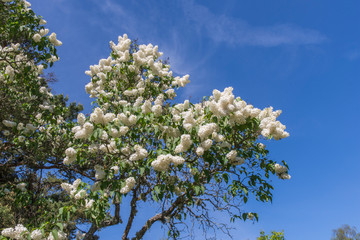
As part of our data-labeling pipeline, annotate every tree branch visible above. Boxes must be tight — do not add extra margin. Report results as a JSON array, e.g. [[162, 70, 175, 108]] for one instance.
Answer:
[[131, 194, 185, 240], [122, 187, 139, 240]]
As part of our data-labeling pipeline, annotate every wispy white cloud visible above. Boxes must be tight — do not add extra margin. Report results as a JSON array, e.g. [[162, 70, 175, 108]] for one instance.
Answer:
[[93, 0, 214, 76], [90, 0, 327, 101], [181, 0, 327, 47]]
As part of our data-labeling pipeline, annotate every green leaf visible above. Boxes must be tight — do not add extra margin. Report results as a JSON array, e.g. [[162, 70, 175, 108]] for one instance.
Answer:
[[59, 207, 63, 216], [52, 229, 59, 240], [194, 185, 200, 195], [56, 223, 63, 232], [154, 185, 160, 194], [152, 191, 159, 202], [242, 213, 248, 221], [223, 173, 229, 183]]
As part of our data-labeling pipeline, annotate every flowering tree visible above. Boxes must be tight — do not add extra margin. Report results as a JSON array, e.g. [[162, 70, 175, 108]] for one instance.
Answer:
[[257, 230, 285, 240], [1, 1, 291, 239], [0, 0, 82, 238]]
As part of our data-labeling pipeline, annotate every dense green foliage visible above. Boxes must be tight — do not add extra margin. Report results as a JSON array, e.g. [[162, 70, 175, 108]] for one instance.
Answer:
[[0, 0, 82, 237]]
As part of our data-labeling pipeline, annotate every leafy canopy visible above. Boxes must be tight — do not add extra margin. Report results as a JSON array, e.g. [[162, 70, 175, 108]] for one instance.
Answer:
[[0, 1, 291, 239]]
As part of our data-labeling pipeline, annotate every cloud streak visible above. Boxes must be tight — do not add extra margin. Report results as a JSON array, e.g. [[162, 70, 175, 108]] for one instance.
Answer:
[[181, 0, 327, 47]]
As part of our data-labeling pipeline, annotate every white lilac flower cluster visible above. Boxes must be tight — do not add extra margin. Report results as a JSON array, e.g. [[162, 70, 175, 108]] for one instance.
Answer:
[[174, 134, 193, 153], [116, 112, 137, 126], [198, 123, 218, 140], [2, 119, 39, 145], [70, 112, 95, 140], [2, 120, 36, 133], [71, 34, 194, 182], [1, 9, 64, 141], [75, 231, 86, 240], [83, 34, 188, 108], [226, 150, 245, 165], [99, 140, 117, 153], [1, 224, 66, 240], [61, 179, 94, 209], [129, 145, 148, 161], [274, 163, 291, 180], [1, 224, 29, 240], [94, 165, 106, 180], [61, 179, 87, 199], [206, 87, 289, 140], [151, 154, 185, 171], [63, 147, 77, 165], [120, 177, 136, 194], [110, 125, 129, 138], [258, 107, 289, 140], [3, 0, 31, 10], [247, 212, 254, 220], [48, 33, 62, 46], [152, 94, 164, 116], [16, 182, 27, 192], [62, 34, 291, 206]]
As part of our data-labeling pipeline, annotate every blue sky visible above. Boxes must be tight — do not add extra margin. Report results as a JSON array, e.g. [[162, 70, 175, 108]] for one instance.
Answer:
[[29, 0, 360, 239]]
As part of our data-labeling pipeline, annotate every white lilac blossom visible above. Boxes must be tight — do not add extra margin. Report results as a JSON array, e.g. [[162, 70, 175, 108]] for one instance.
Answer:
[[61, 179, 84, 198], [3, 130, 10, 136], [111, 166, 119, 174], [77, 113, 86, 125], [25, 123, 37, 132], [85, 199, 95, 209], [49, 32, 62, 46], [17, 123, 24, 130], [274, 163, 287, 174], [201, 139, 213, 151], [198, 123, 218, 140], [129, 145, 148, 161], [247, 212, 254, 220], [2, 120, 16, 127], [1, 224, 29, 239], [182, 111, 196, 131], [74, 190, 87, 200], [18, 135, 25, 142], [174, 134, 193, 153], [31, 229, 43, 240], [196, 147, 204, 156], [232, 157, 245, 165], [76, 231, 86, 240], [39, 28, 49, 36], [259, 107, 289, 140], [151, 154, 185, 171], [32, 33, 41, 42], [274, 163, 291, 179], [16, 182, 26, 191], [141, 100, 152, 114], [257, 143, 265, 149], [205, 88, 289, 140], [94, 165, 105, 180], [226, 150, 237, 161], [120, 177, 136, 194], [72, 121, 94, 139], [47, 230, 67, 240], [226, 150, 245, 165], [172, 74, 190, 87], [117, 113, 137, 126]]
